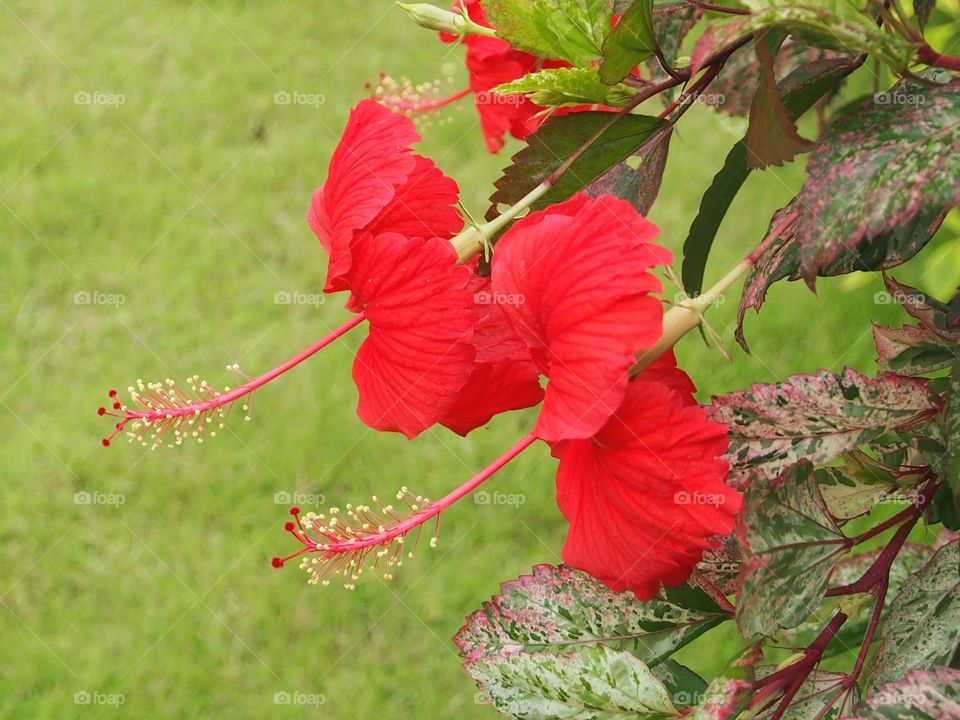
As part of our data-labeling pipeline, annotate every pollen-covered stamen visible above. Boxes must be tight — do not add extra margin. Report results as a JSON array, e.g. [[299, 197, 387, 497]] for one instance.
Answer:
[[100, 314, 365, 449], [368, 73, 471, 116], [271, 432, 538, 588]]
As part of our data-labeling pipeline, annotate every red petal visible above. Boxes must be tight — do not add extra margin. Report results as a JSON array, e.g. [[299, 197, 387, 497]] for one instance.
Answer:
[[307, 100, 420, 293], [491, 194, 671, 441], [350, 233, 476, 438], [552, 372, 740, 599], [441, 273, 544, 435], [367, 155, 462, 240]]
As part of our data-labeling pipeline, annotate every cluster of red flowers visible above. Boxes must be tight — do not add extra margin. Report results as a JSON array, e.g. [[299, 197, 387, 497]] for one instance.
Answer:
[[275, 97, 741, 598]]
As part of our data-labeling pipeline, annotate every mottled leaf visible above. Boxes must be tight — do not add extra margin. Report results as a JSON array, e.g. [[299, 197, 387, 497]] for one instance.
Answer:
[[787, 74, 960, 280], [864, 541, 960, 694], [816, 460, 898, 522], [454, 564, 729, 668], [736, 461, 848, 638], [583, 128, 672, 215], [745, 31, 813, 170], [883, 275, 960, 343], [735, 197, 948, 352], [736, 0, 912, 70], [944, 362, 960, 512], [642, 2, 701, 102], [689, 643, 761, 720], [495, 67, 638, 108], [693, 536, 742, 597], [486, 112, 666, 220], [854, 667, 960, 720], [654, 659, 708, 708], [708, 369, 941, 486], [599, 0, 655, 84], [467, 645, 678, 720], [874, 323, 957, 376], [485, 0, 611, 66], [681, 57, 855, 295]]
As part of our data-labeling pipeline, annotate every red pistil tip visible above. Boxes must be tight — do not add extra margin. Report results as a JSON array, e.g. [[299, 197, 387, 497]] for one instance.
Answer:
[[274, 487, 440, 590], [101, 438, 110, 447], [97, 407, 107, 416], [271, 557, 284, 568], [108, 390, 117, 398]]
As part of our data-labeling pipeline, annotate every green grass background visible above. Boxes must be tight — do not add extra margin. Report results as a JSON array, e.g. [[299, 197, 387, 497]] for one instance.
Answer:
[[1, 1, 958, 718]]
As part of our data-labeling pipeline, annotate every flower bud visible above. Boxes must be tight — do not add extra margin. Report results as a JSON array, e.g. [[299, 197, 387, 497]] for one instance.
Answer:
[[397, 3, 496, 38]]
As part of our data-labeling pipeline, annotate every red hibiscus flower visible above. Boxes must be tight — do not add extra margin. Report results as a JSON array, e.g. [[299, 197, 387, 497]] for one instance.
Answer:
[[552, 363, 741, 599], [307, 98, 463, 294], [440, 0, 559, 153], [491, 193, 672, 442]]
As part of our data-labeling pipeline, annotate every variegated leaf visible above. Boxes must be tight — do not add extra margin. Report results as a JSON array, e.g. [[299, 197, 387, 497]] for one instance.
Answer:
[[785, 73, 960, 279], [874, 323, 957, 376], [853, 667, 960, 719], [688, 643, 761, 720], [709, 369, 940, 486], [816, 459, 900, 522], [863, 541, 960, 695], [737, 462, 848, 638], [454, 564, 729, 668], [468, 645, 679, 720]]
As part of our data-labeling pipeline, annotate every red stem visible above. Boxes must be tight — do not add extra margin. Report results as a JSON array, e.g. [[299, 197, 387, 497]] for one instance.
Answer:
[[917, 44, 960, 71]]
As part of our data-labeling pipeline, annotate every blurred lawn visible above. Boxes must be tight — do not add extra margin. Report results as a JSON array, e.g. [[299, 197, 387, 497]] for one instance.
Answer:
[[1, 2, 958, 718]]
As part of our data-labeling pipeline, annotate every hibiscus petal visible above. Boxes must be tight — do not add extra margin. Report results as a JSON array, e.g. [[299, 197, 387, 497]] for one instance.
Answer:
[[367, 155, 463, 240], [350, 233, 476, 438], [552, 372, 741, 599], [492, 194, 671, 441], [441, 272, 543, 435], [308, 100, 420, 293]]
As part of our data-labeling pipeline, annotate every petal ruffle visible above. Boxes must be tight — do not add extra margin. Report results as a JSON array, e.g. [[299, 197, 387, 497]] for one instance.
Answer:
[[492, 194, 671, 442], [350, 233, 476, 438], [552, 370, 740, 599]]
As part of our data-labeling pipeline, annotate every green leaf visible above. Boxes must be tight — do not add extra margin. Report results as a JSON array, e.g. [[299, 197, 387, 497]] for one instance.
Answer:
[[454, 564, 729, 668], [785, 74, 960, 280], [680, 57, 855, 296], [468, 645, 679, 720], [484, 0, 611, 66], [486, 112, 666, 220], [583, 128, 672, 215], [854, 667, 960, 719], [599, 0, 655, 84], [736, 0, 913, 70], [653, 659, 708, 708], [495, 67, 638, 108], [736, 461, 848, 638], [864, 541, 960, 695], [744, 30, 814, 170], [708, 369, 941, 486]]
